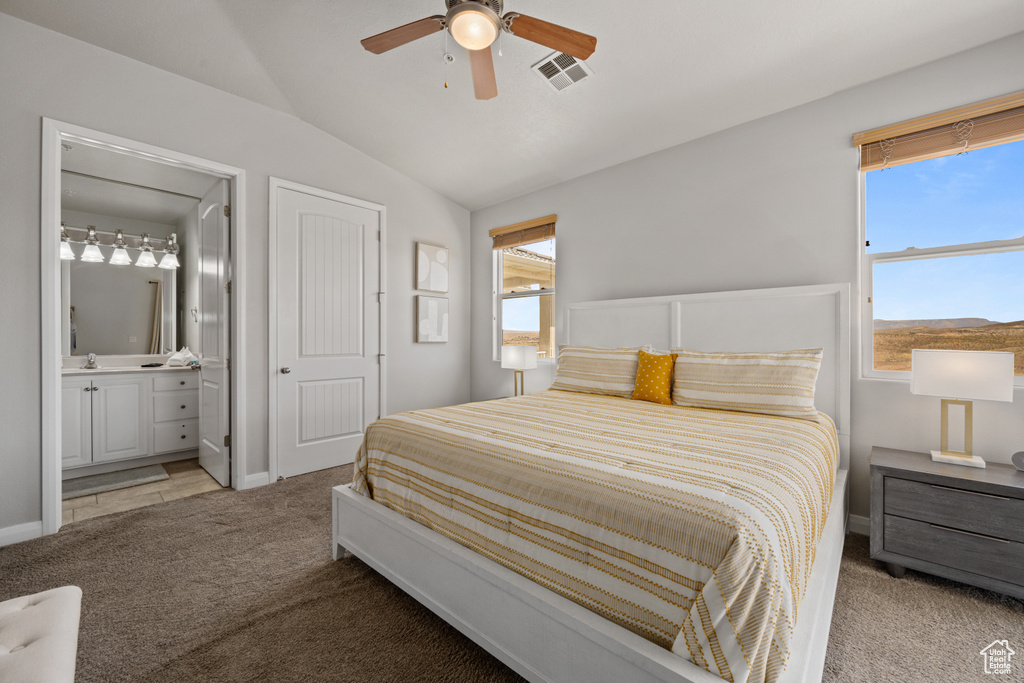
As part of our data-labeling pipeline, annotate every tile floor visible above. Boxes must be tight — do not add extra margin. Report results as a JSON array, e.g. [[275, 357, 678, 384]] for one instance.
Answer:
[[62, 459, 223, 524]]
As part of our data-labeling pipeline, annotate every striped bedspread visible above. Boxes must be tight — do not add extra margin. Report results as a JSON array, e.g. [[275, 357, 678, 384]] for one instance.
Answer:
[[353, 390, 837, 683]]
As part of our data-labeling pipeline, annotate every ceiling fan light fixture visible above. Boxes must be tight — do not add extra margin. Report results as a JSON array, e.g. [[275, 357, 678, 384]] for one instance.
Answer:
[[447, 3, 499, 51]]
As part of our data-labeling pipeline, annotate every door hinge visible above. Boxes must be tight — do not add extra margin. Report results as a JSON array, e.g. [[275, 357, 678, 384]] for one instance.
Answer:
[[378, 352, 386, 364], [226, 280, 232, 294], [224, 204, 231, 218], [224, 434, 231, 448], [227, 357, 231, 370]]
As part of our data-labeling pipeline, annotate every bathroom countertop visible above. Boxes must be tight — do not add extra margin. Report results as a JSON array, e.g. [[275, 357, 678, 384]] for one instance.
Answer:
[[62, 365, 197, 377]]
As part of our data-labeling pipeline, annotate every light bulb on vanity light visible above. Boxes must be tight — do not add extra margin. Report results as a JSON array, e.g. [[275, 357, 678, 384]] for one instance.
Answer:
[[80, 225, 105, 263], [158, 233, 180, 269], [109, 230, 132, 265], [59, 224, 75, 260], [135, 233, 157, 267]]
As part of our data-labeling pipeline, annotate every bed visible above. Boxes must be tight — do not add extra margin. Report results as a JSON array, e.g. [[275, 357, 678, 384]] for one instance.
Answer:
[[333, 283, 850, 683]]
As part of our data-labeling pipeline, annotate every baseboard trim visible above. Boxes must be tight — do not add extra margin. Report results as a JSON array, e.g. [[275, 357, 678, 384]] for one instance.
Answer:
[[0, 521, 44, 548], [848, 513, 869, 537], [241, 472, 270, 490]]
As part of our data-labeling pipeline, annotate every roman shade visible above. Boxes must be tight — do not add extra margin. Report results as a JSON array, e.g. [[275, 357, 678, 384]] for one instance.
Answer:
[[489, 214, 556, 250], [854, 90, 1024, 171]]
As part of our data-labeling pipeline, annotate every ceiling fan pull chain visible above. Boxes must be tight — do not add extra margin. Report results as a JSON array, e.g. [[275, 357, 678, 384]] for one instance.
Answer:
[[444, 31, 451, 89]]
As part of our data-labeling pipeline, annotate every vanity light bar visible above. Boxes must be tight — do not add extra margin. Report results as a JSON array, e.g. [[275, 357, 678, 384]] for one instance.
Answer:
[[60, 224, 181, 269]]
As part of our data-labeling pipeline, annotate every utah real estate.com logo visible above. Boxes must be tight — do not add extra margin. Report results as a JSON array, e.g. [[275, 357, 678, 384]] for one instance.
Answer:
[[980, 640, 1015, 675]]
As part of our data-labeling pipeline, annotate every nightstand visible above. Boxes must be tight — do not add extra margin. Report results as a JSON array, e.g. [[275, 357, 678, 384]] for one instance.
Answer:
[[870, 446, 1024, 599]]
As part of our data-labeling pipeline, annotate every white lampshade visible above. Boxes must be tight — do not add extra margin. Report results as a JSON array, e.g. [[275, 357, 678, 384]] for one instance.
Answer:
[[135, 249, 157, 267], [80, 243, 105, 262], [158, 252, 180, 269], [501, 345, 538, 370], [447, 4, 499, 50], [911, 349, 1014, 402], [59, 239, 76, 260], [109, 246, 132, 265]]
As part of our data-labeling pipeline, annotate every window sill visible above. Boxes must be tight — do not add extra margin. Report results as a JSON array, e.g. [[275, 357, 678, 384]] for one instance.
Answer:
[[860, 370, 1024, 390]]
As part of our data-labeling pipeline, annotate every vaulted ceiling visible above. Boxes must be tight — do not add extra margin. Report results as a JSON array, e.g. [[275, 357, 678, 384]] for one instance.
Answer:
[[2, 1, 1022, 210]]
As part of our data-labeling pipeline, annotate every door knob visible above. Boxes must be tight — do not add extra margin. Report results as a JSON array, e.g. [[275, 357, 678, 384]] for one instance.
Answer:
[[281, 367, 291, 374]]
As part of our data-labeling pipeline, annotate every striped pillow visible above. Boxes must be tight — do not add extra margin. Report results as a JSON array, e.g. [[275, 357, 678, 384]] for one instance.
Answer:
[[550, 346, 644, 398], [671, 348, 823, 420]]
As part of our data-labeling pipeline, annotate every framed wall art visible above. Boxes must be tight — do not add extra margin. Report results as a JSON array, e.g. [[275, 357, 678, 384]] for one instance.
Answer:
[[416, 242, 449, 293], [416, 295, 449, 343]]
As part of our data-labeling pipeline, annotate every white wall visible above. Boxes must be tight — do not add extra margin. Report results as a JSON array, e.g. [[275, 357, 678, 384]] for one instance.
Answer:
[[470, 32, 1024, 520], [0, 13, 471, 536]]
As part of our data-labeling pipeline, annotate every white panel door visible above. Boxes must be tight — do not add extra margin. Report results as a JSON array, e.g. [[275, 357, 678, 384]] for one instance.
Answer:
[[276, 187, 380, 477], [92, 377, 149, 462], [61, 378, 93, 468], [198, 180, 231, 487]]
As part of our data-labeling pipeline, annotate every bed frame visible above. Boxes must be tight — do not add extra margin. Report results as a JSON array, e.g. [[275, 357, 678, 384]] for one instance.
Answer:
[[333, 282, 851, 683]]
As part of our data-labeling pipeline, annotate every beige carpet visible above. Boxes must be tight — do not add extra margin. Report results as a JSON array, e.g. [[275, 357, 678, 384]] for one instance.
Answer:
[[1, 465, 1020, 682], [823, 534, 1023, 682]]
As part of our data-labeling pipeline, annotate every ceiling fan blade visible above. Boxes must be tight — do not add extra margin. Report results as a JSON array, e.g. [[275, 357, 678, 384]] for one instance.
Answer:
[[361, 16, 445, 54], [469, 47, 498, 100], [504, 13, 597, 61]]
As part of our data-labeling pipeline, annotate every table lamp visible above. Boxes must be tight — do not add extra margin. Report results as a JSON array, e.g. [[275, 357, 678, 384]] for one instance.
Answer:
[[501, 345, 537, 397], [910, 349, 1014, 468]]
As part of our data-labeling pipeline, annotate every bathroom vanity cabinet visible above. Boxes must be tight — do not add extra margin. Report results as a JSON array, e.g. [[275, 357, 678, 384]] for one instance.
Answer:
[[61, 368, 199, 472]]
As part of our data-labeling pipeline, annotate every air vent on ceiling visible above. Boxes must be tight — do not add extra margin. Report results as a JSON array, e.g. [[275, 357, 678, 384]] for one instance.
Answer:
[[532, 51, 593, 92]]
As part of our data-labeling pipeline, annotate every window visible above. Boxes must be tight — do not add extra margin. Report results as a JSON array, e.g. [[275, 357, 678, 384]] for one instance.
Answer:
[[490, 216, 556, 360], [858, 95, 1024, 379]]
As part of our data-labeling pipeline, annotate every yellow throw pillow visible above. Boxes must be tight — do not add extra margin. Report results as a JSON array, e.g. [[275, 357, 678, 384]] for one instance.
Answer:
[[631, 350, 678, 405]]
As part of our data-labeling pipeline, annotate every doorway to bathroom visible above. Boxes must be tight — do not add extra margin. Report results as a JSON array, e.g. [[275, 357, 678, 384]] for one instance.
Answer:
[[41, 119, 248, 533]]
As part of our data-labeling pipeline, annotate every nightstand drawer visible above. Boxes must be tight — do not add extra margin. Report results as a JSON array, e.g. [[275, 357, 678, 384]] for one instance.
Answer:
[[885, 477, 1024, 543], [884, 515, 1024, 585]]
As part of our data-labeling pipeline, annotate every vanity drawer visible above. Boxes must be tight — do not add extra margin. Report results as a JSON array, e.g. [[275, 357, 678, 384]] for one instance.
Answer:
[[154, 373, 199, 392], [885, 477, 1024, 543], [153, 392, 199, 422], [884, 515, 1024, 585], [153, 420, 199, 454]]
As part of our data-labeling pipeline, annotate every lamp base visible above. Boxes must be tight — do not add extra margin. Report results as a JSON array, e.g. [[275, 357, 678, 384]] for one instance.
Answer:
[[930, 450, 986, 469]]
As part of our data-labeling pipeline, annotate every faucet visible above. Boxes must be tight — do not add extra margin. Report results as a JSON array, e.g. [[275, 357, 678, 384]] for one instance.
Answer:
[[84, 353, 98, 369]]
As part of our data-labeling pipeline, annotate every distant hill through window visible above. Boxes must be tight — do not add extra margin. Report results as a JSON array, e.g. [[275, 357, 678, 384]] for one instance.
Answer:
[[873, 319, 1024, 375]]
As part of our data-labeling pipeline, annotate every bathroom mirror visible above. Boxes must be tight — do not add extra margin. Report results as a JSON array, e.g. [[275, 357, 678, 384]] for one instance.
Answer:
[[59, 142, 218, 357]]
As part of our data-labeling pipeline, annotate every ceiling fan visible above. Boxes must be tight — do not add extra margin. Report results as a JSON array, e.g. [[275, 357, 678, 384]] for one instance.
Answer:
[[360, 0, 597, 100]]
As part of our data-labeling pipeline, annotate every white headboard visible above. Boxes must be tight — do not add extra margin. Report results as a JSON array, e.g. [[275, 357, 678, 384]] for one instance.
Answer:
[[564, 283, 851, 469]]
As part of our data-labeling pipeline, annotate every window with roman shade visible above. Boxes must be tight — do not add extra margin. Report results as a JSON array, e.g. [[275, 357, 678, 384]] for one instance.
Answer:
[[490, 215, 556, 361], [855, 91, 1024, 380]]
